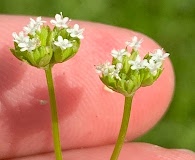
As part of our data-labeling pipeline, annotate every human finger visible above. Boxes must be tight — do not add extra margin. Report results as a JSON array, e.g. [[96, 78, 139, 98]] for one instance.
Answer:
[[0, 15, 174, 159], [9, 143, 195, 160]]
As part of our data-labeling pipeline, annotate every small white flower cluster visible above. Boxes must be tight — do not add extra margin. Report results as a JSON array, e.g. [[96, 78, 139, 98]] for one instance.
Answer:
[[111, 49, 128, 61], [54, 36, 73, 50], [67, 24, 84, 40], [12, 12, 84, 52], [24, 17, 46, 35], [96, 62, 123, 80], [12, 17, 45, 52], [50, 12, 70, 28], [125, 36, 143, 51], [96, 36, 169, 79], [129, 48, 169, 75], [12, 31, 39, 52]]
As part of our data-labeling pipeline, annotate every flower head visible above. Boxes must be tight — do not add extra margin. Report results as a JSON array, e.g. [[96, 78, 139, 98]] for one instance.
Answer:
[[96, 36, 169, 96], [125, 36, 143, 51], [50, 12, 70, 28], [11, 13, 84, 68], [67, 24, 84, 39]]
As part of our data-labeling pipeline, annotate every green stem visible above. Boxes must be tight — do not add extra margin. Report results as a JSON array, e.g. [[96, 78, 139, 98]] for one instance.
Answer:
[[45, 65, 63, 160], [110, 96, 133, 160]]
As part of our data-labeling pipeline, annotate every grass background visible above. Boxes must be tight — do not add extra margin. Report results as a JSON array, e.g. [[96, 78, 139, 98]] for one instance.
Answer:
[[0, 0, 195, 151]]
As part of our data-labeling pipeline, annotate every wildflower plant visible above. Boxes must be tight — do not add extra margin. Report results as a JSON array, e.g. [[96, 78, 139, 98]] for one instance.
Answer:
[[96, 36, 169, 160], [11, 12, 84, 160]]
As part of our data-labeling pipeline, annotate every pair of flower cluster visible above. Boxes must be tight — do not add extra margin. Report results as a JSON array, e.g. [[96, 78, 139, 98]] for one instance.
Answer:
[[96, 36, 169, 97], [11, 12, 84, 68]]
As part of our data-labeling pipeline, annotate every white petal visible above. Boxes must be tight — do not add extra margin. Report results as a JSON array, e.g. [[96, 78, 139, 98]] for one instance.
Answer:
[[63, 17, 69, 23], [116, 63, 123, 70], [58, 36, 63, 42], [55, 14, 61, 21], [20, 47, 27, 52], [78, 35, 84, 39], [132, 36, 138, 42], [50, 19, 57, 24], [74, 24, 79, 30], [164, 53, 170, 58]]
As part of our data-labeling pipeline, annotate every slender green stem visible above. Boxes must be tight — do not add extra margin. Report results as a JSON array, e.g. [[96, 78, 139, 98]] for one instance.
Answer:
[[45, 65, 63, 160], [110, 96, 133, 160]]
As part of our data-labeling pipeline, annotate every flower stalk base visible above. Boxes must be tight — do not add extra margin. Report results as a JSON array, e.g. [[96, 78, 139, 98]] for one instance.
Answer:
[[110, 96, 133, 160], [45, 66, 63, 160]]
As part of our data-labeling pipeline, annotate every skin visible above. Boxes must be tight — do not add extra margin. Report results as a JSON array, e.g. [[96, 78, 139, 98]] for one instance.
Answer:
[[0, 15, 194, 160]]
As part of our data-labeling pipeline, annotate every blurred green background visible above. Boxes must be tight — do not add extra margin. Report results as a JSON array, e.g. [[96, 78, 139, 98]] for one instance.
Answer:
[[0, 0, 195, 151]]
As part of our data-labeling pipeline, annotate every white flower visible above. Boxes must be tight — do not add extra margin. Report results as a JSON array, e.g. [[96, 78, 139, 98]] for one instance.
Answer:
[[12, 31, 26, 44], [128, 55, 147, 70], [54, 36, 73, 50], [50, 12, 70, 28], [145, 59, 162, 75], [116, 63, 123, 70], [67, 24, 84, 39], [109, 63, 123, 80], [96, 62, 115, 76], [96, 62, 122, 80], [149, 49, 170, 62], [110, 68, 121, 80], [32, 16, 46, 27], [18, 37, 38, 52], [23, 17, 46, 35], [125, 36, 143, 51], [111, 49, 127, 61], [23, 22, 35, 35]]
